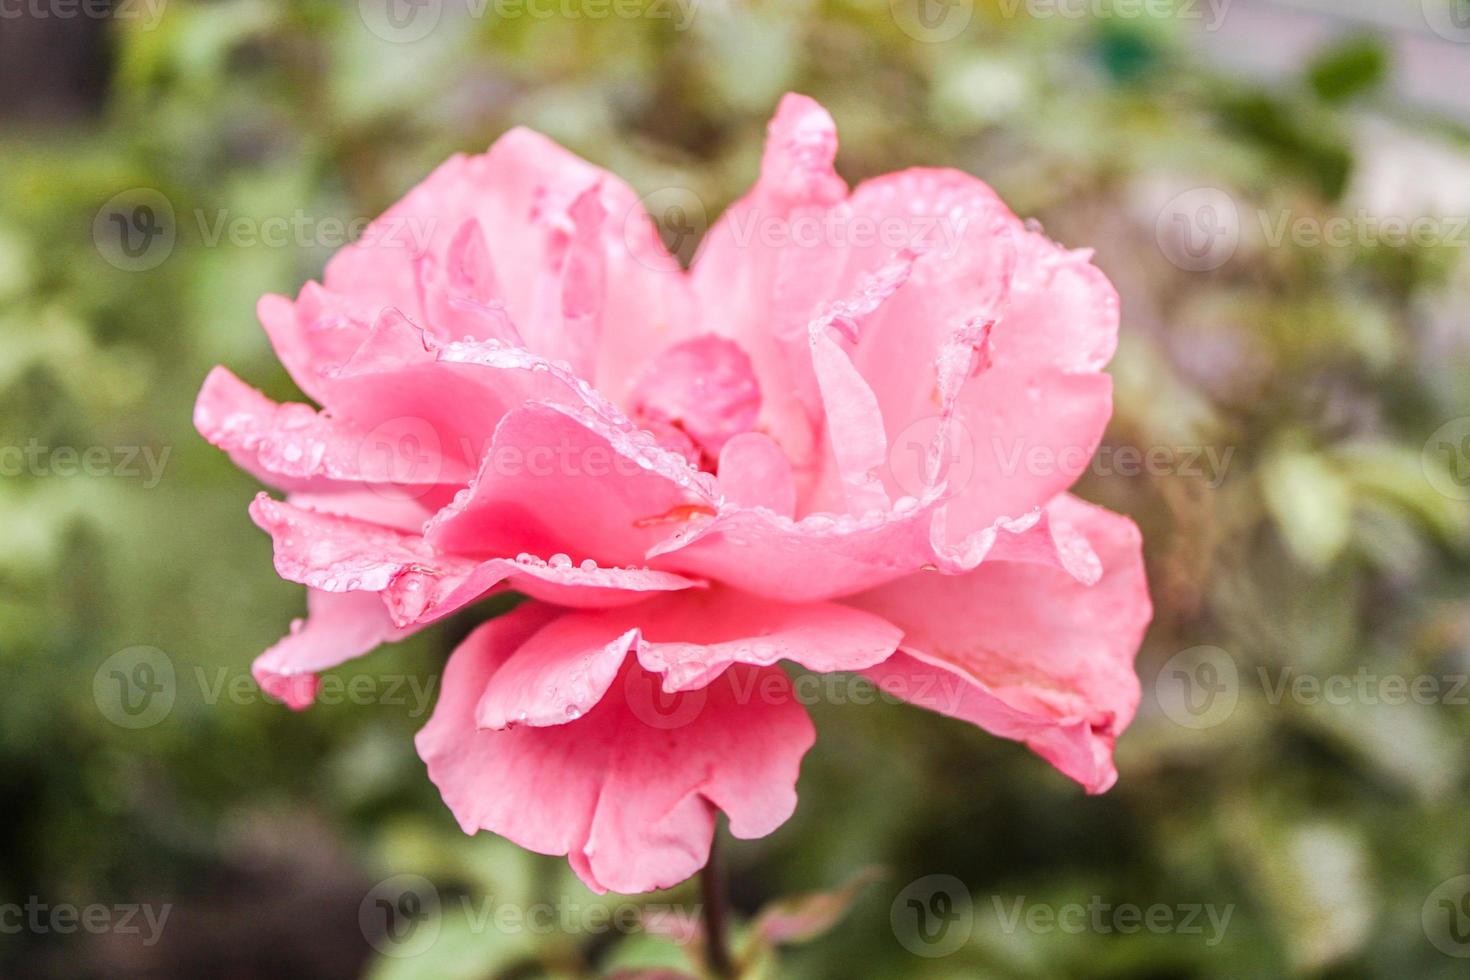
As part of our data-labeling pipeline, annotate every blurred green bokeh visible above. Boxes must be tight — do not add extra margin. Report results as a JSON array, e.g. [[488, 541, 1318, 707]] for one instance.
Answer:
[[4, 1, 1470, 977]]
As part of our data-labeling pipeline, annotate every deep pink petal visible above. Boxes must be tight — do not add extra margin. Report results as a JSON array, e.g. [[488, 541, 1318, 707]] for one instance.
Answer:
[[424, 401, 716, 567]]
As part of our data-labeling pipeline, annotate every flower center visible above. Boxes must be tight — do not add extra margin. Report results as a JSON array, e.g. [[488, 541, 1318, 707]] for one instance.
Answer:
[[629, 334, 762, 470]]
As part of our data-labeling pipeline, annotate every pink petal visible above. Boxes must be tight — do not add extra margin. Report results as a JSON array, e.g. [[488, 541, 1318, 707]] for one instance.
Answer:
[[194, 366, 471, 497], [689, 94, 851, 476], [648, 488, 1077, 603], [424, 401, 716, 567], [716, 432, 796, 518], [475, 589, 901, 727], [807, 318, 892, 515], [629, 335, 762, 460], [475, 617, 639, 730], [252, 589, 413, 710], [632, 591, 902, 693], [250, 495, 704, 625], [385, 555, 703, 626], [321, 130, 694, 400], [851, 495, 1151, 794], [845, 170, 1118, 534], [416, 604, 815, 894]]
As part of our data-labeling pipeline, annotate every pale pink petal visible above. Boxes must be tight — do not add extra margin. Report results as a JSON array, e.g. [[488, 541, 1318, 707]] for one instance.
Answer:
[[282, 489, 434, 534], [806, 321, 891, 515], [846, 170, 1118, 534], [416, 218, 527, 349], [255, 284, 380, 406], [416, 605, 814, 894], [308, 315, 625, 478], [851, 495, 1151, 794], [716, 432, 796, 518], [252, 589, 413, 710], [194, 366, 472, 497], [689, 93, 851, 474]]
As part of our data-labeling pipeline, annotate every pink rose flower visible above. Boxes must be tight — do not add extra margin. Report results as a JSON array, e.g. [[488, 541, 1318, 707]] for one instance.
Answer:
[[196, 94, 1151, 895]]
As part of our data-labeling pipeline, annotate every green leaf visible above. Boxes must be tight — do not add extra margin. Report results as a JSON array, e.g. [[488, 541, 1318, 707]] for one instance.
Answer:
[[1260, 445, 1353, 569]]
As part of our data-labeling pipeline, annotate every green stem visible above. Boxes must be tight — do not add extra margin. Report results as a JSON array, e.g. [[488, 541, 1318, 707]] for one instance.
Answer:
[[701, 833, 735, 979]]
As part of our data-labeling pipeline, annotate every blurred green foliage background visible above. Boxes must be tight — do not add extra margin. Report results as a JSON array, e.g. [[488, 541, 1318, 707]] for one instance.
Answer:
[[4, 0, 1470, 976]]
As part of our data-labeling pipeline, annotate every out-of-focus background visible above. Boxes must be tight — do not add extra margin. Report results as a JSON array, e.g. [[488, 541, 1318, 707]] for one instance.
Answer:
[[4, 0, 1470, 976]]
